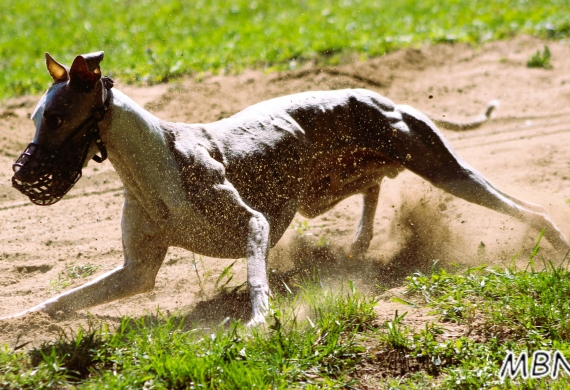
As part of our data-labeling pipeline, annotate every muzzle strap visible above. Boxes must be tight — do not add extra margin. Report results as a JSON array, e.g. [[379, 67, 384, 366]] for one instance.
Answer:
[[92, 136, 107, 163], [87, 76, 113, 164]]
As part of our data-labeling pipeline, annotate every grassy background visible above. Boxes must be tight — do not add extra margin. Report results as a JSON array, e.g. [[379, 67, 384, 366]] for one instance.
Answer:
[[1, 0, 569, 100]]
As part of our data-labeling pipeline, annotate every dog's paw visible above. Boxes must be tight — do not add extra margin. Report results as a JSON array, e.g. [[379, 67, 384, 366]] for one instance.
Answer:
[[0, 308, 38, 321], [246, 314, 267, 328], [349, 241, 369, 259]]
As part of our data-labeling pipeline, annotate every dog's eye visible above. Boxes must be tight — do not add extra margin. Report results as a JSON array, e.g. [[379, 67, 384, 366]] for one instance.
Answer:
[[45, 115, 62, 128]]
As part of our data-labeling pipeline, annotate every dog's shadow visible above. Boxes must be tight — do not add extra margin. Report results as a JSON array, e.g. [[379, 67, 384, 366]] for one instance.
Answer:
[[182, 289, 252, 327], [167, 223, 444, 329]]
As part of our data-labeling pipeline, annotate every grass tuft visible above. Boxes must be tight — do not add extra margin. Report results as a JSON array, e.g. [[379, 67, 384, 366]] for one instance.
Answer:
[[527, 45, 553, 69], [49, 263, 100, 292], [398, 238, 570, 388]]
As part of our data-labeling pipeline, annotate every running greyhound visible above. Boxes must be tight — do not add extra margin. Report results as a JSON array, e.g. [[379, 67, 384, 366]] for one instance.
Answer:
[[8, 51, 568, 325]]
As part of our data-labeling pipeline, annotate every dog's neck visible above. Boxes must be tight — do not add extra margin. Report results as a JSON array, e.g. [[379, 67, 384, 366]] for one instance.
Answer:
[[98, 89, 162, 169], [101, 88, 161, 136], [97, 89, 191, 225]]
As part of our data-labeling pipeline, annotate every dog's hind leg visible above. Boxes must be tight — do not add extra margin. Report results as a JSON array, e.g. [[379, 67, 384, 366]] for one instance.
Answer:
[[389, 105, 569, 251], [350, 184, 381, 256], [434, 175, 568, 251]]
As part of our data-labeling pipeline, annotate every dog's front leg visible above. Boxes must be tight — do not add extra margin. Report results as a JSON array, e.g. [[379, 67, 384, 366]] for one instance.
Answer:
[[246, 213, 271, 326], [195, 184, 271, 326], [3, 196, 167, 319], [5, 247, 167, 319], [198, 183, 271, 326], [187, 145, 272, 325]]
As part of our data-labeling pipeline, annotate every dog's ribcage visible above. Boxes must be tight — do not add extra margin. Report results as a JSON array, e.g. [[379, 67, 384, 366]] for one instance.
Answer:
[[164, 89, 423, 247]]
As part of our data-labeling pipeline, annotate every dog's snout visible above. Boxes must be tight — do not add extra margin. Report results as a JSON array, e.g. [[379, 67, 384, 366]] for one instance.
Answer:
[[11, 165, 31, 184], [12, 158, 37, 177], [12, 143, 42, 176]]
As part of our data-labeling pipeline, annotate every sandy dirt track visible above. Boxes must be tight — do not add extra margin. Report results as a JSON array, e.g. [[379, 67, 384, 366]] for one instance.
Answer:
[[1, 36, 570, 348]]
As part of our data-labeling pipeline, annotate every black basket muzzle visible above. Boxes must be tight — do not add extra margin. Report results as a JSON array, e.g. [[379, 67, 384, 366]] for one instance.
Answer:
[[12, 77, 112, 206], [12, 132, 97, 205]]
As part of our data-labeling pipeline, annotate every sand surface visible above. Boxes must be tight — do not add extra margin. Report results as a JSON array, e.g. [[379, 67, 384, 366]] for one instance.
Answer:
[[1, 36, 570, 348]]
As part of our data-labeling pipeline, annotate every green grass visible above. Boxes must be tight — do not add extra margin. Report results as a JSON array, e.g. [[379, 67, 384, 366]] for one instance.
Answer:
[[1, 0, 570, 100], [391, 239, 570, 388], [50, 262, 101, 292], [527, 45, 553, 69], [0, 280, 378, 389], [4, 241, 570, 388]]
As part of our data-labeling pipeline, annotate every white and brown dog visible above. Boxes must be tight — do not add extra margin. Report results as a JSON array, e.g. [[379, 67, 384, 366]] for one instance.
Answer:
[[8, 51, 569, 325]]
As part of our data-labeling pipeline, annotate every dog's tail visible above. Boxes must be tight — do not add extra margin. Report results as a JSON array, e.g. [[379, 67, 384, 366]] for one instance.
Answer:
[[430, 99, 499, 131]]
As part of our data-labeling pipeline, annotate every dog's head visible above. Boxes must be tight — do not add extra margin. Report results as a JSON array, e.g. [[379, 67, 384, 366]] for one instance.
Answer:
[[12, 52, 111, 205]]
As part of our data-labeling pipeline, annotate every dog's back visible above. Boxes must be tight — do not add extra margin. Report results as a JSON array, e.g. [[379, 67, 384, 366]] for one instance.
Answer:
[[218, 88, 398, 150]]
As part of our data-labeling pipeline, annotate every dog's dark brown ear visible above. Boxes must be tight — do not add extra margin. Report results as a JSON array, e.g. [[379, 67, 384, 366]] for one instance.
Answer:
[[69, 51, 104, 92], [45, 53, 69, 83]]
